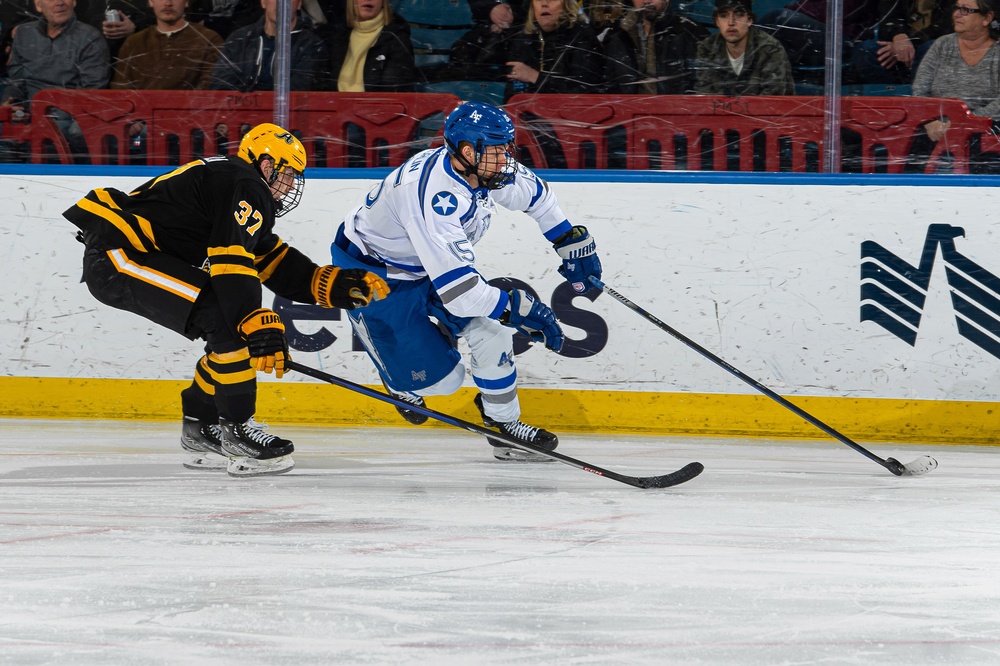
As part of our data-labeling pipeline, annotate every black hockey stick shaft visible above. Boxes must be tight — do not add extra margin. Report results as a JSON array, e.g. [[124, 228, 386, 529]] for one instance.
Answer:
[[287, 360, 703, 489], [589, 277, 913, 476]]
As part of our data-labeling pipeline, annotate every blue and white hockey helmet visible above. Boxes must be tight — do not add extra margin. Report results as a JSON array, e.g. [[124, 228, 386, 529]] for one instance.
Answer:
[[443, 102, 515, 157]]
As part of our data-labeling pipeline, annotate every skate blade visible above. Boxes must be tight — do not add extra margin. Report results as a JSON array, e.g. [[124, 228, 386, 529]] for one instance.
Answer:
[[227, 455, 295, 477], [182, 452, 228, 471], [492, 447, 555, 462]]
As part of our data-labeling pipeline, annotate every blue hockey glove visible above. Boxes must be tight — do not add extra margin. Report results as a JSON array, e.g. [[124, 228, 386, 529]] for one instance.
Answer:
[[553, 225, 602, 294], [500, 289, 564, 352]]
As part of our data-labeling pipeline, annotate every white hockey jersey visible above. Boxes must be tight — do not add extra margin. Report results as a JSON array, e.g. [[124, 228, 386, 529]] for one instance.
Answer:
[[341, 146, 572, 319]]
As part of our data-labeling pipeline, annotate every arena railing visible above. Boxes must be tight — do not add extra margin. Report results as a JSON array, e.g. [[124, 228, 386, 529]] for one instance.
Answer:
[[1, 90, 997, 174]]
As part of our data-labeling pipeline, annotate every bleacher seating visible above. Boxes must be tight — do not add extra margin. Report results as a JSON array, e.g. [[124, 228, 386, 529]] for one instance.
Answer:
[[393, 0, 474, 77]]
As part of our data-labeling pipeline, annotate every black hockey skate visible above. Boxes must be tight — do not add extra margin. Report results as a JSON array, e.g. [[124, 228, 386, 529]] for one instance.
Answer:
[[219, 417, 295, 477], [180, 416, 227, 471], [381, 377, 428, 425], [474, 393, 558, 462]]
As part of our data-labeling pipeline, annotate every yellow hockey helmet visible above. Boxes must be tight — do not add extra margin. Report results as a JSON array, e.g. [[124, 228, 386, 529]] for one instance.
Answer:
[[237, 123, 307, 216]]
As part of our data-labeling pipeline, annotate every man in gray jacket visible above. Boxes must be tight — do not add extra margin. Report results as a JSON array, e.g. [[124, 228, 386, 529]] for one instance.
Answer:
[[2, 0, 109, 162]]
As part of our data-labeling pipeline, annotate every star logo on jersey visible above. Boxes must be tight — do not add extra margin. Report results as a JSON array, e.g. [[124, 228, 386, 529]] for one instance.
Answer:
[[431, 191, 458, 216]]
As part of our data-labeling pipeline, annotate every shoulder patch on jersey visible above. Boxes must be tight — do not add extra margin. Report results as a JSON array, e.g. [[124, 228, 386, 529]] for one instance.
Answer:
[[431, 191, 459, 216]]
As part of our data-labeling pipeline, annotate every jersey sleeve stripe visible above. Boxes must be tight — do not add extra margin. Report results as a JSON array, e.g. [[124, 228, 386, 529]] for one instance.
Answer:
[[432, 265, 476, 291], [107, 249, 200, 302], [209, 264, 259, 278], [255, 244, 290, 283], [489, 290, 509, 319], [544, 220, 573, 242], [528, 177, 545, 208], [437, 274, 481, 304], [208, 245, 255, 259], [210, 349, 251, 362], [78, 195, 148, 253]]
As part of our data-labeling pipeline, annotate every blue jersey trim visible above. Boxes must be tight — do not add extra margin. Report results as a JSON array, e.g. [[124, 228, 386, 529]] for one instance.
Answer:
[[432, 265, 476, 291], [383, 257, 424, 272], [528, 176, 545, 207], [416, 151, 442, 215], [490, 290, 509, 319], [473, 372, 517, 390], [458, 198, 477, 225], [544, 220, 572, 242]]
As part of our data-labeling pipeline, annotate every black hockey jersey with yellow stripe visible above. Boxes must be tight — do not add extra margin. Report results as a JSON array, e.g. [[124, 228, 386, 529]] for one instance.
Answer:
[[63, 155, 318, 335]]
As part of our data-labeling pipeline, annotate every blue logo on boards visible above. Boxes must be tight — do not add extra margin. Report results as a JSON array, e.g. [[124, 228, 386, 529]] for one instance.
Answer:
[[861, 224, 1000, 359], [431, 191, 458, 216]]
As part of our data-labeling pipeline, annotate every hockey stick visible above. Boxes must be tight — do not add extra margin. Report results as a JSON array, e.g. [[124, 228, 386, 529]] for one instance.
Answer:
[[588, 277, 937, 477], [287, 361, 704, 489]]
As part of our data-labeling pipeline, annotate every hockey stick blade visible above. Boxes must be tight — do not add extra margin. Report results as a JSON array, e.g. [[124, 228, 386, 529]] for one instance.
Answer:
[[633, 462, 705, 488], [589, 277, 939, 478], [287, 361, 703, 490], [886, 455, 938, 477]]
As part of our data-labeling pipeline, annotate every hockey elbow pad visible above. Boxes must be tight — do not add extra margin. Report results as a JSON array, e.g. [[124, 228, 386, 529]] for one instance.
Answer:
[[553, 225, 602, 294], [311, 265, 390, 310], [238, 308, 290, 378]]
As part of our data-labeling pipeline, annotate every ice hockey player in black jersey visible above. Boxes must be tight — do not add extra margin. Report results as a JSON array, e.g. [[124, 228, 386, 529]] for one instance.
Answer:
[[63, 123, 390, 477]]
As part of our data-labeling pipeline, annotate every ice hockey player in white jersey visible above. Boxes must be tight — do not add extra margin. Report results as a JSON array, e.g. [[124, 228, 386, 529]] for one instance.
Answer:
[[330, 101, 602, 460]]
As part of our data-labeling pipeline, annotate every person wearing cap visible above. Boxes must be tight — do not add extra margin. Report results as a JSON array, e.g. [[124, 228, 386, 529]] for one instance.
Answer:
[[694, 0, 794, 95]]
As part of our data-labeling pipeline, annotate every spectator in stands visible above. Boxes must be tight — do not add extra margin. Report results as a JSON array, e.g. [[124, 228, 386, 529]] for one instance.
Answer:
[[325, 0, 416, 91], [694, 0, 794, 95], [850, 0, 952, 84], [75, 0, 155, 59], [598, 0, 710, 94], [909, 0, 953, 46], [211, 0, 327, 91], [505, 0, 605, 97], [756, 0, 920, 85], [907, 0, 1000, 171], [447, 0, 520, 82], [187, 0, 260, 38], [2, 0, 110, 163], [1, 1, 36, 78], [112, 0, 224, 90]]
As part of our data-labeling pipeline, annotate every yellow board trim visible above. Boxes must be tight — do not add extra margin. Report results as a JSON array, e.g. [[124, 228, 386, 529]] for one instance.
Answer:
[[0, 377, 995, 445]]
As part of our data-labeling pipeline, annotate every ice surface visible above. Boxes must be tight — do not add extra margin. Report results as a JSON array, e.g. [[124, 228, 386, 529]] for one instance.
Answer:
[[1, 419, 998, 665]]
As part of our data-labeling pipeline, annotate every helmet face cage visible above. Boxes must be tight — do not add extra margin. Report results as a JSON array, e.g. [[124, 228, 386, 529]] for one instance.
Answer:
[[273, 169, 305, 217], [444, 102, 518, 190], [476, 140, 517, 190]]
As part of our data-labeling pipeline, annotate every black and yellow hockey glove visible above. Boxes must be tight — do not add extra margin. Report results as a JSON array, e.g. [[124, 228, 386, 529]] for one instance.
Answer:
[[238, 308, 290, 379], [311, 265, 390, 310]]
